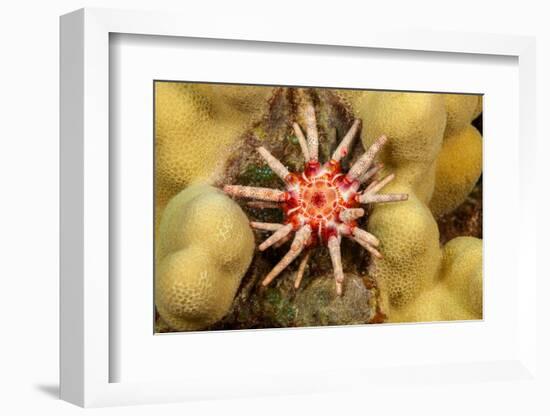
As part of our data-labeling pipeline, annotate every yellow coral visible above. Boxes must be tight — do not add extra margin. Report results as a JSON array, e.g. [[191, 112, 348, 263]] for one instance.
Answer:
[[440, 237, 483, 318], [429, 125, 482, 216], [347, 91, 447, 204], [368, 194, 441, 309], [155, 82, 274, 229], [442, 94, 480, 135], [341, 90, 483, 323], [390, 237, 482, 322], [429, 94, 482, 217], [155, 185, 254, 331]]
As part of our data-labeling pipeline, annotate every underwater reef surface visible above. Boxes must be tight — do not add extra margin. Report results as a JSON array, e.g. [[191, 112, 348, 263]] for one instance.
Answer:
[[154, 84, 483, 332]]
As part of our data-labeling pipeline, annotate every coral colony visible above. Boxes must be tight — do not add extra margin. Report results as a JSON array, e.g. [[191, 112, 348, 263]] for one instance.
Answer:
[[224, 101, 408, 295]]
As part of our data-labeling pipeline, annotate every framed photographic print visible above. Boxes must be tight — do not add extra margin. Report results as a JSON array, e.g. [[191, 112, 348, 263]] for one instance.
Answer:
[[60, 7, 540, 408], [152, 81, 483, 333]]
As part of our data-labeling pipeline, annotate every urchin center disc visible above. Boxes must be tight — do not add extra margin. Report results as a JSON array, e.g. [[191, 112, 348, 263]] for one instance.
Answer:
[[311, 191, 326, 207], [301, 180, 339, 219]]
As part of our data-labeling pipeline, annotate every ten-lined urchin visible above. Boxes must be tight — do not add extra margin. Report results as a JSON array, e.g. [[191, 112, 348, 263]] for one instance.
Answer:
[[224, 98, 408, 295]]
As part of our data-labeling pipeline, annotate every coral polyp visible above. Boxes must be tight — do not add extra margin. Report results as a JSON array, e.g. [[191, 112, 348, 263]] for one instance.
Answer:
[[224, 99, 408, 295]]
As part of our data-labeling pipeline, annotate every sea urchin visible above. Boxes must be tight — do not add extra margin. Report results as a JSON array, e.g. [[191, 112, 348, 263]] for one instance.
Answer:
[[224, 99, 408, 295]]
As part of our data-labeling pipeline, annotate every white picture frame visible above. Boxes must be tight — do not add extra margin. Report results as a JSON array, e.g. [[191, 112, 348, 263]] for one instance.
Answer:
[[60, 7, 540, 408]]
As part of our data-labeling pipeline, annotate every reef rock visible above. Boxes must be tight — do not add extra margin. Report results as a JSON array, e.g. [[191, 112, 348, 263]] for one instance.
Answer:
[[294, 274, 373, 327]]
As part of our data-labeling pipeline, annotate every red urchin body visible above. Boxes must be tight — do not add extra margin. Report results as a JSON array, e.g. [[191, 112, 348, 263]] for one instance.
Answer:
[[224, 98, 408, 295], [283, 160, 360, 245]]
